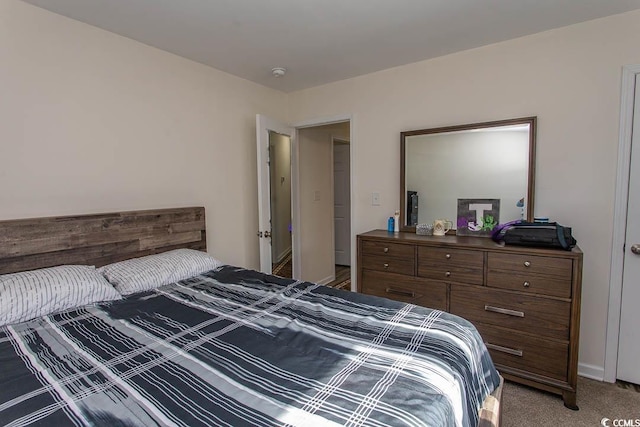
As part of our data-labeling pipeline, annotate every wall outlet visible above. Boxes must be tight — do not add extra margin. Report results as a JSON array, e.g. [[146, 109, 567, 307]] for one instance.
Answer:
[[372, 192, 380, 206]]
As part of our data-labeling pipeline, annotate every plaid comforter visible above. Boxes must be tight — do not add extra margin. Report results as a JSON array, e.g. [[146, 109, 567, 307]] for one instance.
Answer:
[[0, 266, 500, 427]]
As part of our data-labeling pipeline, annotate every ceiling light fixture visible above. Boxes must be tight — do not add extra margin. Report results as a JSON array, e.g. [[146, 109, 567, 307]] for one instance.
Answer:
[[271, 67, 286, 78]]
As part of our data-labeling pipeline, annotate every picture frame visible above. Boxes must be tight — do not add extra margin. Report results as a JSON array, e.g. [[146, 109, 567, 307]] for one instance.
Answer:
[[456, 198, 500, 237]]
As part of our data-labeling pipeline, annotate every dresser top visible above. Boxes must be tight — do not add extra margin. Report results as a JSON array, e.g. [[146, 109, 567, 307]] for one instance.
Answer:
[[359, 229, 582, 258]]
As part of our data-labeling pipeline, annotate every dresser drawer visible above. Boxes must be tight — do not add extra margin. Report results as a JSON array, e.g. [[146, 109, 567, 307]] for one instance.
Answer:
[[450, 285, 571, 340], [361, 270, 448, 311], [487, 253, 572, 298], [361, 241, 415, 275], [417, 247, 483, 285], [475, 323, 569, 381], [357, 230, 583, 407]]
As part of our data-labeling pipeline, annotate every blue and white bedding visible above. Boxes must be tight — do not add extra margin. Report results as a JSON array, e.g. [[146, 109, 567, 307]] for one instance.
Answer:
[[0, 266, 500, 427]]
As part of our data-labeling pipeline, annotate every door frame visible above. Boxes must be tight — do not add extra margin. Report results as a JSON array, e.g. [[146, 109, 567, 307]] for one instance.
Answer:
[[604, 64, 640, 383], [291, 114, 355, 290]]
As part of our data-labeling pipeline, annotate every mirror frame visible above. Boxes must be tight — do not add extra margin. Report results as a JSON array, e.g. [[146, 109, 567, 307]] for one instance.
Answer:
[[400, 116, 537, 233]]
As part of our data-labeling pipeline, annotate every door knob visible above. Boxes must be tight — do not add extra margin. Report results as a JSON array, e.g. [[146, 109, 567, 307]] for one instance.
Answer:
[[631, 244, 640, 255], [264, 230, 272, 238]]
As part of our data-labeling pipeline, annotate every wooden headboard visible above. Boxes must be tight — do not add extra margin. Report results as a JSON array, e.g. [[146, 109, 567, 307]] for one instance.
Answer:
[[0, 207, 206, 274]]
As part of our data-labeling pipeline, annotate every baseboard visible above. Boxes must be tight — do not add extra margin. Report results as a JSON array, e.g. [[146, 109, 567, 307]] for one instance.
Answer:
[[274, 248, 292, 264], [316, 274, 335, 286], [578, 363, 605, 381]]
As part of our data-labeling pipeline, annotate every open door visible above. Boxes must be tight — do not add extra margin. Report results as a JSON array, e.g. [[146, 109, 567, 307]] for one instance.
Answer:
[[256, 115, 294, 274], [617, 73, 640, 385]]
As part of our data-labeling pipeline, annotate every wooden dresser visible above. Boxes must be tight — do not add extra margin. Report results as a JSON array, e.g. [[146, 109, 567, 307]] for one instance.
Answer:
[[357, 229, 583, 409]]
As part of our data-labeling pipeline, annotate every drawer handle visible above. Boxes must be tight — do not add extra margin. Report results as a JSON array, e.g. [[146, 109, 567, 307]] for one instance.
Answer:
[[523, 281, 530, 288], [524, 261, 531, 267], [484, 305, 525, 318], [445, 253, 451, 259], [385, 287, 415, 298], [383, 263, 389, 269], [445, 271, 451, 277], [383, 247, 389, 253], [486, 342, 524, 357]]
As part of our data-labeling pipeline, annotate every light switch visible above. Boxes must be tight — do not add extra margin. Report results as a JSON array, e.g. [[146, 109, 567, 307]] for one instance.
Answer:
[[314, 190, 321, 201], [372, 192, 380, 206]]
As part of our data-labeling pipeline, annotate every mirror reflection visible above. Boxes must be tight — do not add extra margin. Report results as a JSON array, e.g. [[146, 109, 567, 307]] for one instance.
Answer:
[[401, 117, 536, 232]]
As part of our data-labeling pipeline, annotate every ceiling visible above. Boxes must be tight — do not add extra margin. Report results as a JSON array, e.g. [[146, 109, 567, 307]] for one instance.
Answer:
[[22, 0, 640, 92]]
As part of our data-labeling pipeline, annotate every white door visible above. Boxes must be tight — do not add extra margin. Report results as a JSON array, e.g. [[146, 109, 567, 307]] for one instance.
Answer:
[[256, 115, 294, 274], [334, 141, 351, 266], [269, 133, 292, 266], [617, 74, 640, 384]]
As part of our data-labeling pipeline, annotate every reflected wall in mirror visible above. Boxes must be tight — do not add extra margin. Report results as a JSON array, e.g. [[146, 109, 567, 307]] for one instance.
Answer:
[[400, 117, 536, 233]]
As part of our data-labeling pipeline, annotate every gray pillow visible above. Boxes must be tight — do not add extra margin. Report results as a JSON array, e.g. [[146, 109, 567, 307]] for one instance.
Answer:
[[99, 249, 222, 295], [0, 265, 122, 327]]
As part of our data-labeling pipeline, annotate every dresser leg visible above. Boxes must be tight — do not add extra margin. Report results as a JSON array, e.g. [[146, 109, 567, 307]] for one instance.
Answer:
[[562, 391, 579, 410]]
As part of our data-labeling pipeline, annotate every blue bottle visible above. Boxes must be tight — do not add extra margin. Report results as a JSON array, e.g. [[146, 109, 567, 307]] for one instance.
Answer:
[[387, 216, 395, 232]]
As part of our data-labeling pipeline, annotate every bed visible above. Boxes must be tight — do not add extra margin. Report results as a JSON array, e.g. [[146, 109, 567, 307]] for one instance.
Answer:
[[0, 207, 503, 427]]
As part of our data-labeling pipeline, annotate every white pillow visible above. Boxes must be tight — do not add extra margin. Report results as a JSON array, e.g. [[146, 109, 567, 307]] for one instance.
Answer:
[[99, 249, 222, 295], [0, 265, 122, 327]]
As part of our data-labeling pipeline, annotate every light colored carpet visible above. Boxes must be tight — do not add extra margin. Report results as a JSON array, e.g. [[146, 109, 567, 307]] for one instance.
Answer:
[[502, 377, 640, 426]]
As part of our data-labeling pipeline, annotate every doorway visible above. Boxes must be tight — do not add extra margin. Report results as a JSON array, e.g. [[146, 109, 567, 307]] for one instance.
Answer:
[[331, 137, 351, 290], [605, 64, 640, 384], [295, 121, 351, 286], [256, 115, 354, 289]]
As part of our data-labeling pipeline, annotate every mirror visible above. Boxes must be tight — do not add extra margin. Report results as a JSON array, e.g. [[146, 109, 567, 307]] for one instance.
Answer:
[[400, 117, 536, 233]]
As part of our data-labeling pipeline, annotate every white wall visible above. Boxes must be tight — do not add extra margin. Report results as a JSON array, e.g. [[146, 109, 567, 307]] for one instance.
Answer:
[[297, 127, 334, 283], [0, 0, 288, 268], [287, 10, 640, 378]]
